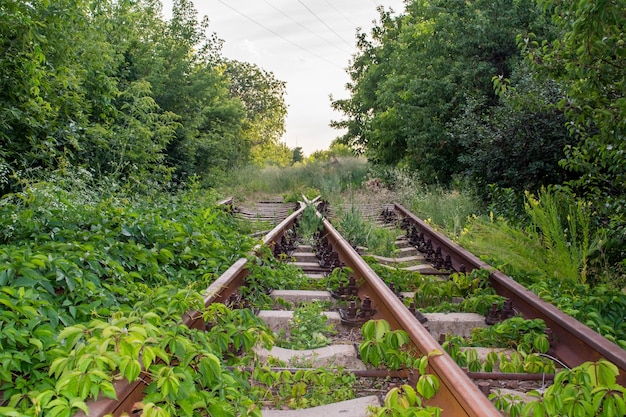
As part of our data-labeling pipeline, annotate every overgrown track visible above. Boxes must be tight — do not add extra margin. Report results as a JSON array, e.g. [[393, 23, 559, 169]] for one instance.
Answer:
[[316, 214, 501, 416], [78, 198, 626, 417], [77, 201, 308, 417], [394, 203, 626, 386]]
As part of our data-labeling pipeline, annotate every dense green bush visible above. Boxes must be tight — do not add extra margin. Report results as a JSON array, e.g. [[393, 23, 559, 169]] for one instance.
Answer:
[[0, 178, 257, 415]]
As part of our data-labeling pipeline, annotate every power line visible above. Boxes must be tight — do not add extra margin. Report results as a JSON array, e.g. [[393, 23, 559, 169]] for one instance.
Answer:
[[215, 0, 344, 68], [262, 0, 352, 55], [296, 0, 354, 50], [321, 0, 358, 28]]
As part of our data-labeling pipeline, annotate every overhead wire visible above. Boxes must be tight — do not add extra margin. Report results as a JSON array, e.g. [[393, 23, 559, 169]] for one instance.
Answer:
[[321, 0, 358, 28], [215, 0, 344, 68], [296, 0, 355, 50], [262, 0, 353, 55]]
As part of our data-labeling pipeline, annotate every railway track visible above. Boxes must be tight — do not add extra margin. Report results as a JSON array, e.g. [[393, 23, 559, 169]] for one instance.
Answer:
[[77, 197, 626, 417]]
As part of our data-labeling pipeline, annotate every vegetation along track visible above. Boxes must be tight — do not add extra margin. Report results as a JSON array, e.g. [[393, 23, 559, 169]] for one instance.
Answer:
[[79, 197, 626, 417]]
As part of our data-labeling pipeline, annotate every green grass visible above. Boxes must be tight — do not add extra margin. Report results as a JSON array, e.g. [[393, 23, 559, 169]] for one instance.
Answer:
[[221, 157, 370, 201]]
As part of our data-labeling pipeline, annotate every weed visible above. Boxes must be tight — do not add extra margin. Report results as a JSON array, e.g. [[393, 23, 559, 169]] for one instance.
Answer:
[[277, 302, 336, 350], [525, 188, 603, 284]]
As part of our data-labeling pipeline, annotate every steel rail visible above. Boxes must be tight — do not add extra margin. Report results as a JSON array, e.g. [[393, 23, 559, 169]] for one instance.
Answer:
[[77, 202, 307, 417], [319, 216, 502, 417], [394, 203, 626, 385]]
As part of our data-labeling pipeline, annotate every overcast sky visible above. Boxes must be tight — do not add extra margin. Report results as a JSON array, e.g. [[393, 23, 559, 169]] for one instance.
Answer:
[[160, 0, 406, 155]]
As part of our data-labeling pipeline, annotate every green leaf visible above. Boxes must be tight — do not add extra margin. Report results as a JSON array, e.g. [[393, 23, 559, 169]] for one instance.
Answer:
[[56, 325, 85, 348], [99, 381, 117, 400], [416, 374, 439, 400]]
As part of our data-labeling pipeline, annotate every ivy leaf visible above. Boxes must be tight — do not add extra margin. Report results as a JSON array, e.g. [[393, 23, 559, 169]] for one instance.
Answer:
[[56, 325, 86, 349], [416, 374, 439, 400], [142, 345, 157, 370], [99, 381, 117, 400], [208, 402, 231, 417]]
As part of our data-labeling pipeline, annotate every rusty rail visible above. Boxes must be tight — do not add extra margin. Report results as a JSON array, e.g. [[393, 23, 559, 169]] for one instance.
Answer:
[[319, 216, 502, 417], [394, 203, 626, 385]]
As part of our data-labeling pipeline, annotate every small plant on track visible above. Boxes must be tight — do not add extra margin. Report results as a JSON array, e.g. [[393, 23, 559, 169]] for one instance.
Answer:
[[277, 302, 336, 350]]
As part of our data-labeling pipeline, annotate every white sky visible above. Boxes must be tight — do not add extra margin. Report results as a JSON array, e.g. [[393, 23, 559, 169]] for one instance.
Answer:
[[160, 0, 406, 155]]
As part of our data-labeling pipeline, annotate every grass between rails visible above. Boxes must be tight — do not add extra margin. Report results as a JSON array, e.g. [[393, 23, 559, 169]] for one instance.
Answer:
[[226, 159, 625, 347]]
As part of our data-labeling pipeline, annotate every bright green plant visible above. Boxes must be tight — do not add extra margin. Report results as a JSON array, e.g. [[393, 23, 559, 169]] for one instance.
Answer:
[[283, 187, 320, 203], [492, 360, 626, 417], [335, 205, 399, 257], [409, 269, 501, 316], [490, 389, 525, 417], [243, 250, 315, 308], [0, 179, 264, 416], [366, 260, 416, 293], [469, 317, 549, 353], [359, 319, 418, 370], [369, 350, 443, 417], [250, 366, 356, 409], [458, 216, 626, 348], [444, 345, 556, 376], [325, 266, 357, 294], [525, 188, 601, 284], [401, 183, 480, 237], [298, 204, 324, 244], [222, 156, 369, 198], [278, 302, 336, 350]]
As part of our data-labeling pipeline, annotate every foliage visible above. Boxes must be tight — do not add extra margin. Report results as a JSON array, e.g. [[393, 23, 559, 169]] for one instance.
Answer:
[[296, 204, 324, 244], [410, 269, 497, 314], [458, 213, 626, 348], [291, 147, 304, 165], [524, 0, 626, 258], [249, 366, 356, 409], [282, 187, 319, 204], [243, 248, 329, 308], [368, 345, 443, 417], [277, 302, 336, 350], [359, 319, 417, 370], [334, 205, 399, 257], [485, 185, 527, 227], [453, 62, 575, 196], [308, 142, 356, 161], [528, 280, 626, 350], [0, 178, 259, 416], [525, 188, 602, 284], [250, 141, 293, 167], [467, 317, 550, 353], [1, 303, 272, 417], [332, 0, 552, 184], [445, 347, 556, 375], [492, 360, 626, 417], [224, 60, 287, 149], [0, 0, 288, 190], [389, 171, 480, 237], [222, 156, 370, 200], [324, 266, 356, 294], [458, 215, 560, 284]]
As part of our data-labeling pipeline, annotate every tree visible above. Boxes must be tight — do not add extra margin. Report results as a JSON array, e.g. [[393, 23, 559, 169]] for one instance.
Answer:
[[292, 147, 304, 165], [525, 0, 626, 239], [224, 60, 287, 150], [332, 0, 553, 184], [142, 0, 247, 181], [454, 62, 575, 195], [0, 0, 178, 185]]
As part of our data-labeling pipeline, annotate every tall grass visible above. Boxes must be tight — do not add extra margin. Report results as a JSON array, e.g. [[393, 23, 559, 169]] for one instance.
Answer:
[[391, 171, 480, 236], [221, 157, 369, 200], [334, 205, 399, 257], [525, 189, 602, 284]]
